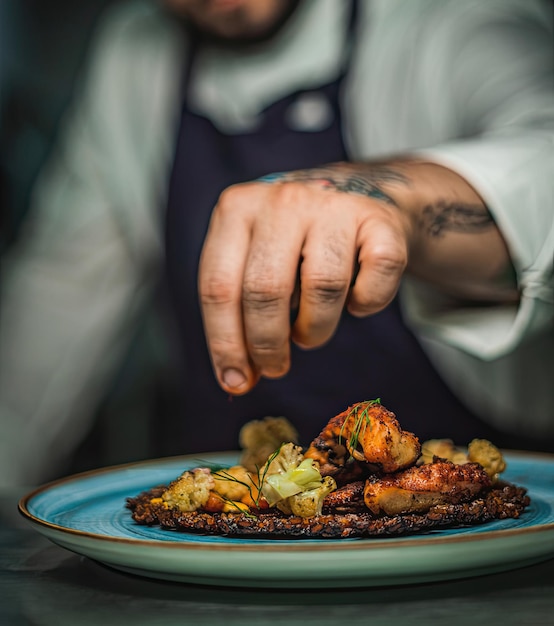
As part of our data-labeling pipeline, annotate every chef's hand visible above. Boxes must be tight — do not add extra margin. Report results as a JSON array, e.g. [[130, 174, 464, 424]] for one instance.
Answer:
[[198, 161, 515, 394]]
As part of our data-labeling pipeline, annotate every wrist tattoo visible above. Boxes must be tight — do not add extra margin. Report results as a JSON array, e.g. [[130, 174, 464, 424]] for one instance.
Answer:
[[421, 201, 494, 237], [258, 165, 410, 206]]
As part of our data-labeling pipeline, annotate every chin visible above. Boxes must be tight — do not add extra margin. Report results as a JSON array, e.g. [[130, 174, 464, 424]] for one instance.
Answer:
[[168, 0, 301, 46]]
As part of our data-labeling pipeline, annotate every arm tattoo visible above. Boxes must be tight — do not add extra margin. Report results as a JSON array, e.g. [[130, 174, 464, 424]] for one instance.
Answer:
[[421, 201, 494, 237], [258, 165, 410, 207]]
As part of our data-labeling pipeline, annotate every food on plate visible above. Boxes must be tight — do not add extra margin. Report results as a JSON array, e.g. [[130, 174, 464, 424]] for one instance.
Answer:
[[126, 400, 530, 538], [239, 415, 299, 472], [304, 401, 421, 477]]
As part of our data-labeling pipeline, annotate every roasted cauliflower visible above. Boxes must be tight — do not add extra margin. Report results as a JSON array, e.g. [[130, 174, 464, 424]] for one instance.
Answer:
[[259, 442, 332, 512], [468, 438, 506, 482], [419, 439, 469, 465], [239, 416, 299, 472], [276, 476, 337, 517], [162, 467, 215, 512]]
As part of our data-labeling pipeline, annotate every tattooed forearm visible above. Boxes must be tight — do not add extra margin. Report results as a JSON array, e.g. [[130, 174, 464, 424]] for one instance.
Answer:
[[258, 165, 410, 206], [420, 201, 494, 237]]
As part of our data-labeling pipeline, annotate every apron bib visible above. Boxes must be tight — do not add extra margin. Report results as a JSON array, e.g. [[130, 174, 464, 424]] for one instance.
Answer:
[[164, 3, 500, 452]]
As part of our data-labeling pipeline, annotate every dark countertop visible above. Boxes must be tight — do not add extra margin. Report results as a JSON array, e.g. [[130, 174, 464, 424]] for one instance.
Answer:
[[2, 488, 554, 626]]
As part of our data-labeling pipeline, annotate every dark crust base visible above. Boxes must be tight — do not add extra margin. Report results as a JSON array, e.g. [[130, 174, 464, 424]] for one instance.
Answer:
[[126, 482, 530, 539]]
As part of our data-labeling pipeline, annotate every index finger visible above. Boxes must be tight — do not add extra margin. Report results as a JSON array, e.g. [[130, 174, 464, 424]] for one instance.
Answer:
[[198, 194, 256, 395]]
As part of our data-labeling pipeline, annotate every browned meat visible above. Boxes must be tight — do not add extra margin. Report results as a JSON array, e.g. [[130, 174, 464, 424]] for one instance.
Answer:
[[322, 481, 365, 513], [363, 459, 492, 516], [305, 401, 421, 475], [126, 482, 529, 539], [304, 411, 349, 475]]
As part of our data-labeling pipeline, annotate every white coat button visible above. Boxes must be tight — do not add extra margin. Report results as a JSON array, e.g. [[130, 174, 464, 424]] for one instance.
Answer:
[[285, 92, 334, 132]]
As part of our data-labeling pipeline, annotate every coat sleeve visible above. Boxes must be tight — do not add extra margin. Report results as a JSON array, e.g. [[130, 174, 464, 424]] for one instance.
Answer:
[[345, 0, 553, 437], [399, 0, 554, 436]]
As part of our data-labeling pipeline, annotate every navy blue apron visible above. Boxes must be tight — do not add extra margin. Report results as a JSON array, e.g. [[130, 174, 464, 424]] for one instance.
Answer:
[[164, 3, 509, 452]]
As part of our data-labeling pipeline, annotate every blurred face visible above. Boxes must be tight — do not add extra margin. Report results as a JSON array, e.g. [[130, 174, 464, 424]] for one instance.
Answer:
[[164, 0, 301, 43]]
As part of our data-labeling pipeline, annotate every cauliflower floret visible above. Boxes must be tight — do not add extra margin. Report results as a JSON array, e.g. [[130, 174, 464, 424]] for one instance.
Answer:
[[419, 438, 506, 483], [259, 443, 331, 507], [277, 476, 337, 517], [263, 442, 304, 476], [212, 465, 254, 501], [239, 416, 299, 472], [419, 439, 469, 465], [162, 467, 215, 512], [468, 439, 506, 482]]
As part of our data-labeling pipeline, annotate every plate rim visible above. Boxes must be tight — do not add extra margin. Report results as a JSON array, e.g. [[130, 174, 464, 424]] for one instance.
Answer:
[[18, 449, 554, 553]]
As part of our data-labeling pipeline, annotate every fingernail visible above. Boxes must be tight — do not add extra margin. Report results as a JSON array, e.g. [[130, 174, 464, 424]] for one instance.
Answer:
[[222, 368, 247, 390]]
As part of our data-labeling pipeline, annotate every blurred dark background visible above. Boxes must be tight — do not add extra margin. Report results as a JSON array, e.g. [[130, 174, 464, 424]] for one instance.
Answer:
[[1, 0, 118, 252]]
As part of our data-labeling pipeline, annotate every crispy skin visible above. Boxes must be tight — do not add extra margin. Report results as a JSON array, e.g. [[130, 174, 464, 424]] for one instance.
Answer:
[[305, 401, 421, 476], [322, 481, 365, 512], [126, 482, 529, 539], [363, 460, 491, 515]]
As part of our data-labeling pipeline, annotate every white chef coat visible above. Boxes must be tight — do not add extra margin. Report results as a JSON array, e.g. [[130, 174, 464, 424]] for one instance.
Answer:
[[1, 0, 552, 486]]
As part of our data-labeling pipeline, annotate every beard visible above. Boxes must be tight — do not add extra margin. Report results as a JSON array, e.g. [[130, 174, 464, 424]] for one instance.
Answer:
[[177, 0, 302, 48]]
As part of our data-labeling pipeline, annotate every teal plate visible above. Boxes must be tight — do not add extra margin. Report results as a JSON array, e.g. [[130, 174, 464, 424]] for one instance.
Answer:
[[19, 451, 554, 588]]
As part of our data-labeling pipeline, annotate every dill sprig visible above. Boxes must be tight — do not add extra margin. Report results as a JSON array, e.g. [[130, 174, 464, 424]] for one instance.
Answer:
[[212, 468, 259, 507], [255, 444, 282, 504], [215, 492, 258, 519], [339, 398, 381, 453], [210, 444, 285, 514], [191, 460, 232, 473]]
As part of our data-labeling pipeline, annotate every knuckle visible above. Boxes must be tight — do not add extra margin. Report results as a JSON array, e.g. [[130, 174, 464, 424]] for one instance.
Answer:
[[301, 274, 349, 305], [242, 277, 290, 311], [273, 181, 303, 205], [218, 182, 242, 203], [209, 336, 241, 359], [250, 346, 289, 377], [215, 184, 248, 216], [249, 338, 286, 357], [368, 246, 407, 276], [199, 275, 235, 305], [247, 332, 290, 377]]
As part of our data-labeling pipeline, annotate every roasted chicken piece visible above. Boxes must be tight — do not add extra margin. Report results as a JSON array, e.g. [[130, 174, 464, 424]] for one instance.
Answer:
[[363, 459, 492, 516], [305, 401, 421, 476], [322, 480, 365, 513]]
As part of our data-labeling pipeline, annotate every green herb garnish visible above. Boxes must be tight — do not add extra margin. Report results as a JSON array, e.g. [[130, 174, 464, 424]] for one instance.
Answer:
[[209, 444, 284, 514], [253, 444, 283, 507], [339, 398, 381, 454]]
